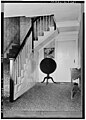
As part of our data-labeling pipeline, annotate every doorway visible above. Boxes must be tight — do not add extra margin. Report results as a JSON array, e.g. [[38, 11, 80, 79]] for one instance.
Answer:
[[55, 40, 78, 82]]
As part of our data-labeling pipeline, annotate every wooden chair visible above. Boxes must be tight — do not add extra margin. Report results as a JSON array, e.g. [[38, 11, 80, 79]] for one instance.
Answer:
[[70, 68, 81, 99]]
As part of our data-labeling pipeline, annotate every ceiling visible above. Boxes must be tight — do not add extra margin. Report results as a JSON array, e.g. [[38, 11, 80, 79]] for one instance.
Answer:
[[4, 3, 81, 21], [4, 3, 82, 32]]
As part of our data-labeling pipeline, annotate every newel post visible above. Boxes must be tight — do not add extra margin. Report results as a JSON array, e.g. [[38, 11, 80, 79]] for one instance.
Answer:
[[9, 58, 14, 102]]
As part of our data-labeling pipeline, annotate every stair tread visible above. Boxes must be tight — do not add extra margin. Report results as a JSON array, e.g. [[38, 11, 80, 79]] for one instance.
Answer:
[[7, 52, 16, 58], [9, 48, 19, 52], [12, 46, 20, 49]]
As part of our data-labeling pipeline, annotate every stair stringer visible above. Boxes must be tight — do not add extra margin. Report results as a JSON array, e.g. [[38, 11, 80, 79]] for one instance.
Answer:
[[4, 43, 19, 58], [34, 27, 55, 48], [34, 29, 58, 52], [14, 51, 39, 100]]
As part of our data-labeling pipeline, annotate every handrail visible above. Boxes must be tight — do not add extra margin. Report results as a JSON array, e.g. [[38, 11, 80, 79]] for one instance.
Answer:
[[4, 40, 14, 53], [53, 16, 59, 33], [14, 16, 40, 59], [14, 27, 32, 59]]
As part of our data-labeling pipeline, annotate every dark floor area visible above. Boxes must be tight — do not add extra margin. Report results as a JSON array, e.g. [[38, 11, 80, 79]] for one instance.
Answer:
[[3, 82, 82, 118]]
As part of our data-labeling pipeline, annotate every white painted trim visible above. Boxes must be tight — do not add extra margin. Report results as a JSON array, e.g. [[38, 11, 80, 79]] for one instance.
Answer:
[[56, 31, 78, 41], [56, 20, 80, 28]]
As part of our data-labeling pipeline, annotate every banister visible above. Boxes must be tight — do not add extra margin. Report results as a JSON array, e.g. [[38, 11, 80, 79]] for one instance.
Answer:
[[53, 16, 59, 33], [14, 14, 55, 59], [14, 16, 41, 59]]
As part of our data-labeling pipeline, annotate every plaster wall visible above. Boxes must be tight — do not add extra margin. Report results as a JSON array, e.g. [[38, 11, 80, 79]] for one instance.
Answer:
[[4, 17, 20, 52]]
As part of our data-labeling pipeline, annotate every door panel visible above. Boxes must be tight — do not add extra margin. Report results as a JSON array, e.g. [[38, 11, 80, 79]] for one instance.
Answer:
[[55, 40, 76, 82]]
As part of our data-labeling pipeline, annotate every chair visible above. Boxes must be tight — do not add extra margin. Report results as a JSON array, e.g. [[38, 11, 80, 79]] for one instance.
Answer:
[[70, 68, 81, 99]]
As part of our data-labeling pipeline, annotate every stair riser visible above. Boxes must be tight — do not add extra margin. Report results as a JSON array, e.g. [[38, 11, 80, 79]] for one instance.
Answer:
[[34, 26, 55, 48]]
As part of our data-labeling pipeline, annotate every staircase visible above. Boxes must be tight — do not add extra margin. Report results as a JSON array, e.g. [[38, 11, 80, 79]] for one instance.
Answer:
[[3, 14, 57, 101], [33, 15, 57, 49]]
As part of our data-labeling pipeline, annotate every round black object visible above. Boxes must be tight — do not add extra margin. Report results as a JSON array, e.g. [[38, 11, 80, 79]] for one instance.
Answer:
[[40, 58, 57, 74]]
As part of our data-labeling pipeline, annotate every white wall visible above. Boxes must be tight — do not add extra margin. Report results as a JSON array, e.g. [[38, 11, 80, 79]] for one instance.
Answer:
[[4, 3, 81, 22], [38, 31, 79, 83]]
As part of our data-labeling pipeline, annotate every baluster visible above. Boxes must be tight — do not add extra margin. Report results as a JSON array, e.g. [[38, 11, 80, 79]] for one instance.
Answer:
[[17, 57, 19, 78], [16, 59, 18, 84], [18, 56, 20, 78], [47, 16, 49, 31], [24, 44, 26, 63], [44, 16, 47, 31], [15, 59, 17, 84], [39, 17, 41, 36], [22, 48, 24, 65], [27, 40, 29, 57], [27, 41, 28, 55], [24, 44, 26, 59], [21, 51, 23, 70], [36, 19, 38, 36], [36, 21, 38, 40], [26, 44, 27, 58], [16, 58, 18, 81], [51, 15, 54, 27], [24, 46, 25, 63], [43, 16, 45, 31], [20, 53, 21, 76], [19, 55, 21, 77], [38, 19, 40, 36], [26, 43, 27, 58], [22, 49, 24, 65], [50, 15, 51, 26], [12, 60, 15, 85], [27, 41, 29, 57], [39, 18, 40, 35], [25, 44, 27, 58], [33, 21, 36, 40], [49, 15, 50, 27], [41, 17, 43, 35], [27, 40, 29, 55], [43, 16, 44, 31], [46, 16, 47, 31]]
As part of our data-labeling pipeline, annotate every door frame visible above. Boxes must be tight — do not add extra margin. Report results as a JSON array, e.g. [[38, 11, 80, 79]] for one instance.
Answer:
[[55, 31, 79, 82], [55, 31, 79, 67]]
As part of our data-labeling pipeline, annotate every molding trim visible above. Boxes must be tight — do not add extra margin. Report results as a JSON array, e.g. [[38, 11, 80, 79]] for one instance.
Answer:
[[56, 31, 78, 41], [56, 20, 80, 32], [56, 20, 80, 27]]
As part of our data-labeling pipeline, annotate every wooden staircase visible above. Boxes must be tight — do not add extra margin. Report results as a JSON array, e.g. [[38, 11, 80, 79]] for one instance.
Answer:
[[4, 14, 56, 59], [3, 14, 57, 101], [7, 44, 20, 58], [33, 15, 56, 49]]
